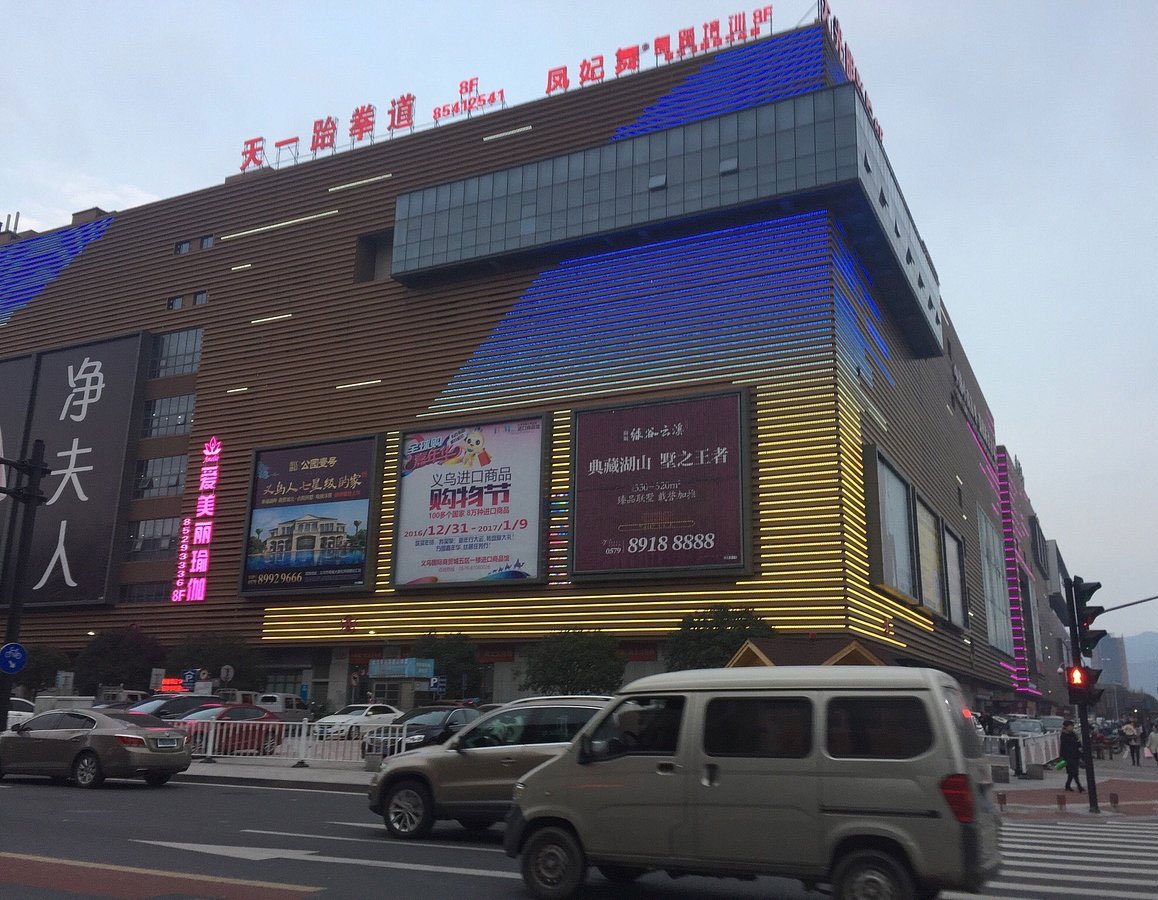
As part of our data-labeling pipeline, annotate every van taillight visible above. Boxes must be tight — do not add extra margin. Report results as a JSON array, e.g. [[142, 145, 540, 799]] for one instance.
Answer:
[[940, 774, 974, 823]]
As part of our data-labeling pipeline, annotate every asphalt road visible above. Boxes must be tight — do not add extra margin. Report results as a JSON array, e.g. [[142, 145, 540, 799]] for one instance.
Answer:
[[0, 776, 819, 899]]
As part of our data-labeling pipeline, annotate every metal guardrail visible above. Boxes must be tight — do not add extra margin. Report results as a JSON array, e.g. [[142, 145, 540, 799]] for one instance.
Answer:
[[176, 720, 410, 763], [984, 732, 1060, 776]]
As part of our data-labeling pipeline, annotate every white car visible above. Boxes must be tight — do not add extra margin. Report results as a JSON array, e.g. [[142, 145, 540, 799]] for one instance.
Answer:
[[314, 703, 403, 740], [5, 697, 36, 728]]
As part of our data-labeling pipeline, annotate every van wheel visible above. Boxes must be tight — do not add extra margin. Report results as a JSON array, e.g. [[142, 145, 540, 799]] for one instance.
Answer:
[[72, 751, 105, 789], [521, 826, 586, 899], [832, 849, 915, 900], [384, 780, 434, 839], [597, 864, 645, 883]]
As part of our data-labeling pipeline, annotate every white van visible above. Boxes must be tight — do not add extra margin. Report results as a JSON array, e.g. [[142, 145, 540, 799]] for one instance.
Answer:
[[255, 693, 310, 722], [506, 666, 1000, 899]]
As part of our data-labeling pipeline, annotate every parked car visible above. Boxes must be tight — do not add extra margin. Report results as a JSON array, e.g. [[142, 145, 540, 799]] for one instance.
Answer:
[[1040, 715, 1065, 732], [0, 708, 190, 787], [362, 705, 480, 756], [4, 697, 35, 727], [128, 694, 223, 721], [177, 704, 285, 755], [314, 703, 403, 740], [1003, 717, 1046, 737], [506, 666, 999, 899], [368, 696, 609, 839]]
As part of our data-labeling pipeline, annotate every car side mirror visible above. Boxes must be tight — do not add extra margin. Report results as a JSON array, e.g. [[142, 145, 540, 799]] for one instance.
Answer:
[[11, 723, 26, 733], [578, 735, 611, 764]]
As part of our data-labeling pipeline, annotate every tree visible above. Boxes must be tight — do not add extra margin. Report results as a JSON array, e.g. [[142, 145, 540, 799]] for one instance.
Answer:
[[13, 645, 71, 695], [411, 633, 484, 699], [662, 606, 774, 671], [73, 626, 168, 695], [520, 631, 626, 695], [167, 633, 268, 690]]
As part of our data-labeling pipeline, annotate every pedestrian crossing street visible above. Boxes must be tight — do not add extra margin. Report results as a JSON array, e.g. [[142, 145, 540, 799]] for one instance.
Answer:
[[942, 819, 1158, 899]]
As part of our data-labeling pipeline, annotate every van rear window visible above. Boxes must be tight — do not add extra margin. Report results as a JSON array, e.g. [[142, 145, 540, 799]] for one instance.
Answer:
[[826, 696, 933, 759]]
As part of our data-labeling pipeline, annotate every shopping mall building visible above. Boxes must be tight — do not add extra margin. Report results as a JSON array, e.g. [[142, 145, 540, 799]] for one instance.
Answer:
[[0, 13, 1073, 712]]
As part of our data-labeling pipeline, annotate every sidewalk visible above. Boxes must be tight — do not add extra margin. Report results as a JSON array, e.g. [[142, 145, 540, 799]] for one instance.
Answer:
[[173, 755, 371, 793], [993, 749, 1158, 819]]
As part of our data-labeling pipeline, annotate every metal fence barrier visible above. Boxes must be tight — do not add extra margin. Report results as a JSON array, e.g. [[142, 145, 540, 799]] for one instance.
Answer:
[[983, 732, 1060, 776], [177, 720, 410, 764]]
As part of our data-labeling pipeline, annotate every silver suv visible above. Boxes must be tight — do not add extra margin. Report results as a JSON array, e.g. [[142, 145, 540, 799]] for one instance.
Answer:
[[367, 696, 609, 839]]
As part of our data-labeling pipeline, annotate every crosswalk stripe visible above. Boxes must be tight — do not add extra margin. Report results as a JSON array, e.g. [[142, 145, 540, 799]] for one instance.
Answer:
[[997, 869, 1156, 888], [971, 881, 1149, 899], [1002, 836, 1158, 852], [997, 858, 1158, 877]]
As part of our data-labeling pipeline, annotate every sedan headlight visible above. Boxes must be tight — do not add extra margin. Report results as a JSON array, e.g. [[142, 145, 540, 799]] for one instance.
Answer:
[[404, 733, 426, 744]]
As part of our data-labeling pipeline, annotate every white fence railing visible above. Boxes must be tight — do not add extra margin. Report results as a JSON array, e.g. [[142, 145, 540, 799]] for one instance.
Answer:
[[176, 720, 410, 763], [984, 732, 1060, 775]]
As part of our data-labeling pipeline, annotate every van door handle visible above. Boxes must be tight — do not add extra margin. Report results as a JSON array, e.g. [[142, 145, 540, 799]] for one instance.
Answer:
[[702, 763, 719, 787], [656, 761, 679, 775]]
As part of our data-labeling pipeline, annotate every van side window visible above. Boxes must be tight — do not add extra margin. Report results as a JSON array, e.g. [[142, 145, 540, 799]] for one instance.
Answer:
[[591, 696, 684, 755], [704, 697, 812, 758], [826, 697, 933, 759]]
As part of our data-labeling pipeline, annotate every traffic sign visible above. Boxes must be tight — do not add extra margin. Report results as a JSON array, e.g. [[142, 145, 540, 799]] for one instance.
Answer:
[[181, 669, 198, 690], [0, 642, 28, 675], [430, 675, 448, 694]]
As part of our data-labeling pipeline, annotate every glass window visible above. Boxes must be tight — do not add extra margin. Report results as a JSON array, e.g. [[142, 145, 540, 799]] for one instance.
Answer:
[[916, 500, 945, 616], [223, 707, 264, 721], [199, 235, 214, 249], [942, 684, 983, 759], [461, 709, 531, 748], [119, 582, 172, 603], [944, 529, 967, 627], [524, 706, 599, 745], [704, 697, 812, 758], [591, 695, 684, 756], [193, 290, 209, 306], [59, 712, 97, 730], [174, 240, 190, 255], [150, 327, 203, 378], [127, 517, 181, 560], [133, 455, 187, 499], [826, 697, 933, 759], [142, 394, 195, 438], [978, 508, 1013, 654], [878, 459, 914, 597], [23, 713, 63, 730], [166, 295, 183, 310]]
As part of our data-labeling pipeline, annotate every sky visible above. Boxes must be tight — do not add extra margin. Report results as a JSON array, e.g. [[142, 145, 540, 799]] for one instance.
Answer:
[[3, 1, 1156, 637]]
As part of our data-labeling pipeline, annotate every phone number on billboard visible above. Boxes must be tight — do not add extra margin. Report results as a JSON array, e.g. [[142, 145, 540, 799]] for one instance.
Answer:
[[622, 533, 716, 553], [251, 572, 305, 586]]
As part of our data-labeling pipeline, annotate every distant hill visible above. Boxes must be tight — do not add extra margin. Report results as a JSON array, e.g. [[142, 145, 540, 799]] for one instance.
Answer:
[[1125, 632, 1158, 695]]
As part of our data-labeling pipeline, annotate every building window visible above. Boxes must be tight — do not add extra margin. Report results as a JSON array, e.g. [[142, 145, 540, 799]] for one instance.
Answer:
[[142, 394, 195, 438], [174, 240, 191, 255], [915, 500, 945, 617], [704, 697, 812, 758], [166, 295, 184, 310], [132, 455, 187, 498], [353, 230, 394, 282], [193, 290, 209, 306], [944, 528, 967, 628], [199, 235, 215, 250], [877, 459, 915, 598], [150, 327, 202, 377], [119, 582, 172, 603], [127, 518, 181, 560], [978, 508, 1014, 655]]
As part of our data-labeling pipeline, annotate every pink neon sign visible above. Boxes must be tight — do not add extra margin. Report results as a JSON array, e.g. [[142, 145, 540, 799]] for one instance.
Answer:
[[172, 436, 222, 603]]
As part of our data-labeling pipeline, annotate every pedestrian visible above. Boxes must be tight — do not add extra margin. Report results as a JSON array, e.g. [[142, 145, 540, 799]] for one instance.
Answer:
[[1060, 720, 1084, 792], [1147, 723, 1158, 767], [1122, 718, 1142, 766]]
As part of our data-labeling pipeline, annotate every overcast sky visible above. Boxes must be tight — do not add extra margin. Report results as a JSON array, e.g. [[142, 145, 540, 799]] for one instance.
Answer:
[[4, 1, 1155, 638]]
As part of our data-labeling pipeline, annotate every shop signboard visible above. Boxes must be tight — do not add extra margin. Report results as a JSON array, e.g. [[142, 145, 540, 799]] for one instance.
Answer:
[[242, 435, 378, 593], [573, 392, 746, 576], [394, 417, 544, 585]]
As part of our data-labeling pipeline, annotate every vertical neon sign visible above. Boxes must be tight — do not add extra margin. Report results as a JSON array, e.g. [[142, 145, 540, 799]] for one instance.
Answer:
[[172, 436, 222, 603]]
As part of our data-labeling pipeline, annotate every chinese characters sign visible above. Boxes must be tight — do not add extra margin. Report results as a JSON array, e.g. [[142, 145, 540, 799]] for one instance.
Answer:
[[573, 394, 746, 575], [394, 418, 543, 585], [242, 436, 378, 593], [17, 336, 145, 607], [172, 436, 222, 603]]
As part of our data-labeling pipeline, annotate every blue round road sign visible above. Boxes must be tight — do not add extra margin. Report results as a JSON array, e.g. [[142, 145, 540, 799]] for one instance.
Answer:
[[0, 642, 29, 675]]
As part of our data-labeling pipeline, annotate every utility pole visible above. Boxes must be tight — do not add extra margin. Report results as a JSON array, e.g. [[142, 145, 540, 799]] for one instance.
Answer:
[[1065, 575, 1106, 813], [0, 440, 50, 732]]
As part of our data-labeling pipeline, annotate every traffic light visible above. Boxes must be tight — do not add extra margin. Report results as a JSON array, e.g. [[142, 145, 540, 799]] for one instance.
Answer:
[[1066, 665, 1104, 705], [1073, 577, 1106, 657]]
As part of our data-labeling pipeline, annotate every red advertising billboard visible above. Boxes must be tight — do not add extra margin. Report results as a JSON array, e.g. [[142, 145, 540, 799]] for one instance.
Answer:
[[573, 393, 746, 575], [394, 417, 544, 585]]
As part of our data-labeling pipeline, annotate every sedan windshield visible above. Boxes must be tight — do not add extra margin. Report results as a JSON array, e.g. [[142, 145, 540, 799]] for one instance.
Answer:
[[395, 708, 449, 726], [333, 705, 368, 717]]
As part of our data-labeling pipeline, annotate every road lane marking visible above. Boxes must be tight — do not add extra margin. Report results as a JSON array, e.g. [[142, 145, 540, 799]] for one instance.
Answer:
[[249, 828, 506, 853], [135, 841, 519, 880]]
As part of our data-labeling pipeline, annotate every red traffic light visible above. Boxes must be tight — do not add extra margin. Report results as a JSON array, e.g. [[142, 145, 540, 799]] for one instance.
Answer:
[[1068, 666, 1086, 687]]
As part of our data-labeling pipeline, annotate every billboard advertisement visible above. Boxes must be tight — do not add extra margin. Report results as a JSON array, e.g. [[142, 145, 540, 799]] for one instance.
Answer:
[[22, 336, 146, 607], [394, 418, 543, 585], [242, 436, 378, 593], [573, 392, 746, 576]]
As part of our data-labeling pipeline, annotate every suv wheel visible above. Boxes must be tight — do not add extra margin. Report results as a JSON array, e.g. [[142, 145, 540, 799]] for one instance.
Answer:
[[521, 826, 586, 899], [832, 848, 915, 900], [384, 780, 434, 839]]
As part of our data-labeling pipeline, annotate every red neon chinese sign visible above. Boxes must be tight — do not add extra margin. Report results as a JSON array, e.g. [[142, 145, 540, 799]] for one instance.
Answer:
[[820, 0, 883, 142], [433, 78, 507, 123], [172, 436, 221, 603]]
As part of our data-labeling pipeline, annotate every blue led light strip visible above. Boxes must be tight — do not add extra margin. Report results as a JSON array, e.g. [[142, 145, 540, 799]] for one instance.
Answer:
[[0, 218, 114, 325]]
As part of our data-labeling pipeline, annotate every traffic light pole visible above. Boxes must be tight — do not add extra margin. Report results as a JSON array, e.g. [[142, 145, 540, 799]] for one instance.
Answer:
[[0, 440, 50, 733], [1065, 576, 1099, 813]]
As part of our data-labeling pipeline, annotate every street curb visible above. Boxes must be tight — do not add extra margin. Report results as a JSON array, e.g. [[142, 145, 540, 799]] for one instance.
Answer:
[[173, 773, 367, 793]]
